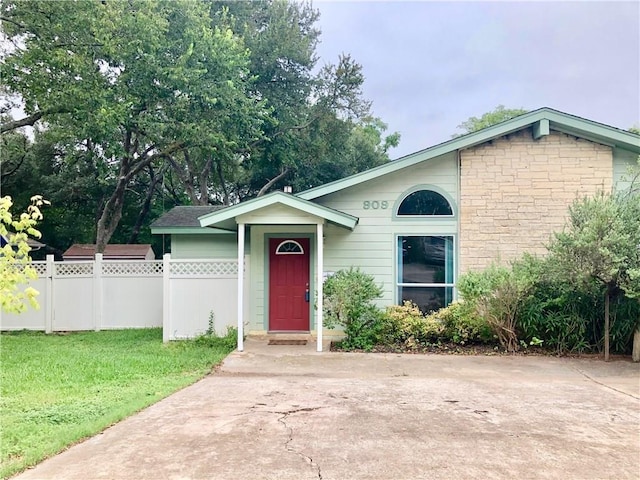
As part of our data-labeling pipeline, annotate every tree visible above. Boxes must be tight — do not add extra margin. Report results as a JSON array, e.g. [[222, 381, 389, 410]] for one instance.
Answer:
[[1, 0, 267, 252], [549, 185, 640, 361], [0, 195, 48, 313], [454, 105, 528, 136], [2, 0, 397, 254]]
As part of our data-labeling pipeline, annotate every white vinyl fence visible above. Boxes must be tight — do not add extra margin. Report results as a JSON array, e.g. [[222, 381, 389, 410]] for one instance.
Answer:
[[1, 254, 247, 341]]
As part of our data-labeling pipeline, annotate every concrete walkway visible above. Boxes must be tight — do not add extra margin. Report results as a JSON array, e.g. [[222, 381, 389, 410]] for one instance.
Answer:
[[15, 338, 640, 480]]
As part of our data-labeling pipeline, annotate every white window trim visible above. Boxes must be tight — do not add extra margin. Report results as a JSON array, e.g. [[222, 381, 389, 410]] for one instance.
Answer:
[[395, 234, 457, 307], [275, 239, 305, 255]]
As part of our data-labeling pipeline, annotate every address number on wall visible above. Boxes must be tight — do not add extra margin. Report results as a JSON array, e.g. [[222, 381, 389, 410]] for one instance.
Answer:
[[362, 200, 389, 210]]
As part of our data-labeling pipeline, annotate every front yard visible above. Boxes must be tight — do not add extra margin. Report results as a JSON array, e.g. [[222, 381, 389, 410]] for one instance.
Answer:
[[0, 328, 235, 479]]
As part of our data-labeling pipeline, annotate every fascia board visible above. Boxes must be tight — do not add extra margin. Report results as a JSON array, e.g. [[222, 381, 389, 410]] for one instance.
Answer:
[[298, 108, 640, 200], [198, 192, 358, 230]]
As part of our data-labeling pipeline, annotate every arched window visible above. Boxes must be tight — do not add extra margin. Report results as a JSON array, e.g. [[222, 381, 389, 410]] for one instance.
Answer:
[[275, 240, 304, 255], [397, 190, 453, 216]]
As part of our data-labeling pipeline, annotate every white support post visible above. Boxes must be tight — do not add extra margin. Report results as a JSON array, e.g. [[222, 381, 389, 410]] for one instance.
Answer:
[[93, 253, 103, 331], [45, 254, 54, 333], [237, 223, 245, 352], [316, 222, 324, 352], [162, 253, 171, 342]]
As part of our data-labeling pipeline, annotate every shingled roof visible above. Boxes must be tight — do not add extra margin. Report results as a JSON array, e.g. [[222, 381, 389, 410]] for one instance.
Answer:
[[150, 205, 225, 228]]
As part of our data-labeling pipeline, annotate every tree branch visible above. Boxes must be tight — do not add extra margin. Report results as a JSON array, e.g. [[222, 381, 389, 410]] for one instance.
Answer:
[[257, 167, 290, 197], [0, 107, 68, 134]]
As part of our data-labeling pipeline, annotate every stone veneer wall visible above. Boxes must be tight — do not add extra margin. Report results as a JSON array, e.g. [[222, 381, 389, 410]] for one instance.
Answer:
[[459, 129, 612, 273]]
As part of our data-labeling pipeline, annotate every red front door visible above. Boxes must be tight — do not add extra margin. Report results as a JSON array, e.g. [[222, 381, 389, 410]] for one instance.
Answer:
[[269, 238, 310, 331]]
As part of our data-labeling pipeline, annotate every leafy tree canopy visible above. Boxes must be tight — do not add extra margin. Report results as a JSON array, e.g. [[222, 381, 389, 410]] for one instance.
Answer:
[[1, 0, 398, 254], [454, 105, 529, 136]]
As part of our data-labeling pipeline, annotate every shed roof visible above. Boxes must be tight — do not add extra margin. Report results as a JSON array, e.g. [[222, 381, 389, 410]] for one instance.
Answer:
[[63, 244, 154, 260], [297, 107, 640, 201], [150, 205, 229, 234]]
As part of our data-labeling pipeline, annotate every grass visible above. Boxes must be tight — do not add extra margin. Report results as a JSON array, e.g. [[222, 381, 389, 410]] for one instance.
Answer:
[[0, 328, 236, 479]]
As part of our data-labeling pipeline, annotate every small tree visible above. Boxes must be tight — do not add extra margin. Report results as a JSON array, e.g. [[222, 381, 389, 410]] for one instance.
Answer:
[[549, 189, 639, 361], [0, 195, 48, 313]]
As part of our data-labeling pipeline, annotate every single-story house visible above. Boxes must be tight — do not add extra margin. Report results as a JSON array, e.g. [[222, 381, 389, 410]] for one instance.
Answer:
[[63, 244, 156, 261], [151, 108, 640, 351]]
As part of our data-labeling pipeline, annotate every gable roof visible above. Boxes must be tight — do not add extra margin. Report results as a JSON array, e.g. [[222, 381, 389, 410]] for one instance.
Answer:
[[297, 107, 640, 201], [63, 244, 154, 260], [150, 205, 228, 234], [199, 191, 358, 230]]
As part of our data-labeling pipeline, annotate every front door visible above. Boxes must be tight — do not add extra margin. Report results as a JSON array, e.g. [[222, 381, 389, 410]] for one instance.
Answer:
[[269, 238, 310, 331]]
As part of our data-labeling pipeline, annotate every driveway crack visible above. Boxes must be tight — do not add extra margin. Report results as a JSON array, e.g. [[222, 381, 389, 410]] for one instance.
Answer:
[[277, 407, 323, 479]]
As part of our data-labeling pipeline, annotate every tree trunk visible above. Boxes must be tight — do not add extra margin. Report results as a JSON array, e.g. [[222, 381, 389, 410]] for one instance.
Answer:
[[128, 165, 165, 244], [95, 176, 128, 253], [604, 291, 610, 362], [633, 327, 640, 363]]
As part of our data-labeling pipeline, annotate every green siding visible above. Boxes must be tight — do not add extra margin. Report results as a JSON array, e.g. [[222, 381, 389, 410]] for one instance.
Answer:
[[315, 152, 458, 308], [171, 234, 246, 259], [238, 203, 323, 225], [613, 148, 638, 192]]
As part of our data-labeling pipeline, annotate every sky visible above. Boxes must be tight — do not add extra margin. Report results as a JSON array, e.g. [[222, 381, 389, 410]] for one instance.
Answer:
[[312, 0, 640, 158]]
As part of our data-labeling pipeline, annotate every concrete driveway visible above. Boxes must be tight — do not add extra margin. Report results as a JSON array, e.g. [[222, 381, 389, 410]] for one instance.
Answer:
[[15, 339, 640, 480]]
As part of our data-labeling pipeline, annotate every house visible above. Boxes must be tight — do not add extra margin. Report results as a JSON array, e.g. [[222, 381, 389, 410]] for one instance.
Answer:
[[1, 233, 46, 251], [63, 244, 156, 261], [151, 108, 640, 351]]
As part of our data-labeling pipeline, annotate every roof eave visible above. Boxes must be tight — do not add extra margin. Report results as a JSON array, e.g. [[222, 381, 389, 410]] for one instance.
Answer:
[[297, 107, 640, 200], [198, 191, 359, 231]]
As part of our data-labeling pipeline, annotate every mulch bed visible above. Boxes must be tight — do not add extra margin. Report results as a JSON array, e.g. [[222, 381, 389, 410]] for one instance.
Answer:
[[330, 341, 627, 359]]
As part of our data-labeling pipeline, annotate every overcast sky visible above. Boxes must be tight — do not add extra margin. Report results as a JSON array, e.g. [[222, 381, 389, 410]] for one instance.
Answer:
[[313, 0, 640, 158]]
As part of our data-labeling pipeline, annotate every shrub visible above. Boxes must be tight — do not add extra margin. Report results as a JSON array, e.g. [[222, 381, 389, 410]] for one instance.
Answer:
[[323, 267, 384, 351], [381, 301, 444, 348], [433, 301, 494, 345], [458, 261, 535, 352]]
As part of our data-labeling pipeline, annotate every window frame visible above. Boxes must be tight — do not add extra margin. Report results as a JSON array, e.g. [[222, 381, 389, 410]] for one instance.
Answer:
[[275, 239, 305, 255], [393, 185, 457, 220], [395, 234, 456, 311]]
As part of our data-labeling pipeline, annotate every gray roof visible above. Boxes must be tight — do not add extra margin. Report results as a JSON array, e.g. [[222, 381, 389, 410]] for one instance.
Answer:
[[151, 206, 226, 228]]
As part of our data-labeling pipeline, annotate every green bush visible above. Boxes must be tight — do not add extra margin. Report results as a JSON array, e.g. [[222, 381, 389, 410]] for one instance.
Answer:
[[323, 267, 384, 351], [381, 301, 444, 348], [457, 261, 535, 352], [433, 301, 494, 345]]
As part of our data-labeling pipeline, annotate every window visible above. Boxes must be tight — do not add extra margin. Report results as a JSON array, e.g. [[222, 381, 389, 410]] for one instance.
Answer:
[[397, 235, 454, 313], [397, 190, 453, 216], [275, 240, 304, 255]]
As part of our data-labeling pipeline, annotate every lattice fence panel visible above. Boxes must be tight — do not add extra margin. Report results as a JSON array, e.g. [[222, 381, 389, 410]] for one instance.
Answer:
[[170, 260, 238, 277], [55, 262, 93, 276], [31, 262, 48, 276], [102, 261, 163, 276]]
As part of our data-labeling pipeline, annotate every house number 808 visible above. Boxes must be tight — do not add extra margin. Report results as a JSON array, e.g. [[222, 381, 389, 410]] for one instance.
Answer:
[[363, 200, 388, 210]]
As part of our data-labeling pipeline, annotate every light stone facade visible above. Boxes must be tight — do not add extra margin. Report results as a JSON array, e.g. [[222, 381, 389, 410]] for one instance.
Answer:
[[459, 129, 613, 272]]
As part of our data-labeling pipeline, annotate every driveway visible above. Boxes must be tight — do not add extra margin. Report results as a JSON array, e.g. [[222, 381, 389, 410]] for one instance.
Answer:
[[15, 339, 640, 480]]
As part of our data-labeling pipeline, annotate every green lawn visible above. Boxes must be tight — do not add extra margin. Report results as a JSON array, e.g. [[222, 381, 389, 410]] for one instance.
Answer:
[[0, 328, 235, 479]]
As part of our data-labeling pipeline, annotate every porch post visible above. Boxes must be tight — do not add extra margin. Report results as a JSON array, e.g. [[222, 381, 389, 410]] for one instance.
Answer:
[[316, 222, 324, 352], [237, 223, 245, 352]]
